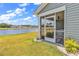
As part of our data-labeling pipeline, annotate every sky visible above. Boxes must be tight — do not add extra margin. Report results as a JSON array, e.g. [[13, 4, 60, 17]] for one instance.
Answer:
[[0, 3, 40, 25]]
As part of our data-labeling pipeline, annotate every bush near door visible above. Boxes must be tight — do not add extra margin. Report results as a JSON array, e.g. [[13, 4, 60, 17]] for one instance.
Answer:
[[64, 38, 79, 54]]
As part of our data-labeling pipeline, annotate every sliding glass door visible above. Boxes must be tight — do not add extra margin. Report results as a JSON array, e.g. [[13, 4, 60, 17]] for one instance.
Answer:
[[44, 16, 56, 43]]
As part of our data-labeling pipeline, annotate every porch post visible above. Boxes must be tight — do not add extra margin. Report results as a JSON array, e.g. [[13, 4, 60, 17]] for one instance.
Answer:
[[38, 16, 41, 39], [44, 18, 46, 37], [54, 13, 56, 43]]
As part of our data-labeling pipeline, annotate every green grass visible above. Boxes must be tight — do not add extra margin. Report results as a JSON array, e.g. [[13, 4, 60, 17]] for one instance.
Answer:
[[0, 28, 17, 30], [0, 32, 64, 56]]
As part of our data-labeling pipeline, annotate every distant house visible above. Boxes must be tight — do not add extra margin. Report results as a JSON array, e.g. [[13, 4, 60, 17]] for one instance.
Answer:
[[10, 25, 17, 28], [11, 25, 38, 29], [34, 3, 79, 45]]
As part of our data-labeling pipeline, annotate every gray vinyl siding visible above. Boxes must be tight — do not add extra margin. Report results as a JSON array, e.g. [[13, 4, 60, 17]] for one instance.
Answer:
[[65, 4, 79, 40], [39, 3, 79, 40], [40, 3, 65, 13]]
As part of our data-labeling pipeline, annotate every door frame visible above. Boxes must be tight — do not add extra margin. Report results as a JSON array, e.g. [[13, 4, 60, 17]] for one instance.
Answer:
[[44, 15, 56, 43]]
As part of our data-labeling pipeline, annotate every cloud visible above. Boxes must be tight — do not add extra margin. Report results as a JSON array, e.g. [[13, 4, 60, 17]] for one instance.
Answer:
[[0, 7, 26, 24], [24, 17, 31, 21], [9, 17, 32, 25], [0, 12, 16, 24], [15, 8, 26, 14], [6, 10, 13, 13], [19, 3, 28, 7], [0, 13, 16, 20], [7, 13, 16, 17], [0, 4, 37, 25], [2, 15, 38, 25], [0, 16, 10, 24], [33, 15, 36, 17], [33, 3, 41, 5], [23, 16, 38, 25]]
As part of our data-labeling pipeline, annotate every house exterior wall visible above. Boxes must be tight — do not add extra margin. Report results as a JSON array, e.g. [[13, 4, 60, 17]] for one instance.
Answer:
[[38, 3, 79, 40], [65, 4, 79, 40], [39, 3, 65, 14]]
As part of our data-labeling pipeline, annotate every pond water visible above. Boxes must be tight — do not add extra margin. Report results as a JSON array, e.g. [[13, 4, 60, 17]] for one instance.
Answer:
[[0, 29, 37, 35]]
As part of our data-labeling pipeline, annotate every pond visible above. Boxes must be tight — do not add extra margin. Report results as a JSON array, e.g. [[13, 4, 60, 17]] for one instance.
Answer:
[[0, 29, 37, 35]]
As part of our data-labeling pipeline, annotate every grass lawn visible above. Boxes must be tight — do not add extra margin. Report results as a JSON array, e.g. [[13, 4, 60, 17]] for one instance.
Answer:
[[0, 28, 17, 30], [0, 32, 64, 56]]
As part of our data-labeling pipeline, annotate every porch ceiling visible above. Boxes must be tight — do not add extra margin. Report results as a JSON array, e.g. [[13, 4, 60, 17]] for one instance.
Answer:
[[39, 5, 65, 17]]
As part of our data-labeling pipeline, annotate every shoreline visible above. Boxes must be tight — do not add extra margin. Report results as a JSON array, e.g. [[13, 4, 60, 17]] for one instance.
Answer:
[[0, 32, 37, 37], [0, 28, 17, 30]]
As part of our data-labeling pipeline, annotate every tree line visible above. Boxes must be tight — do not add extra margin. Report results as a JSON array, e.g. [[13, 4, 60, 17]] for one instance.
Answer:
[[0, 23, 11, 28]]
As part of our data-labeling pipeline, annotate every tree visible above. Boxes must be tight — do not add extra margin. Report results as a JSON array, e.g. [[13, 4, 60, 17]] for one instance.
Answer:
[[0, 23, 11, 28]]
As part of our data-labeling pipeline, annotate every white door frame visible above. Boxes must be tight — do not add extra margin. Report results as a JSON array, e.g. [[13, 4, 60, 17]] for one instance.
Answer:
[[44, 15, 56, 43]]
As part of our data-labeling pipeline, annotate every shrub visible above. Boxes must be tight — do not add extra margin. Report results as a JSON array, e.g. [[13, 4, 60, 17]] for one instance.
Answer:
[[64, 38, 79, 54], [46, 32, 54, 38], [75, 44, 79, 50]]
